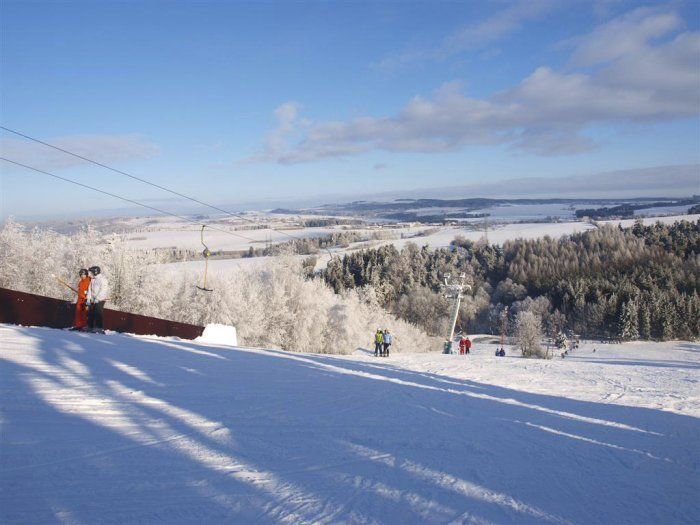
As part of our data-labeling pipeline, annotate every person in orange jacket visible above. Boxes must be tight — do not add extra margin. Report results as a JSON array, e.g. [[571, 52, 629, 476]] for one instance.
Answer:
[[71, 268, 91, 330]]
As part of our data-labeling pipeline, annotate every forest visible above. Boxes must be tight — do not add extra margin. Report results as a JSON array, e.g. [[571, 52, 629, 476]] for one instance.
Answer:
[[575, 198, 699, 219], [322, 220, 700, 342]]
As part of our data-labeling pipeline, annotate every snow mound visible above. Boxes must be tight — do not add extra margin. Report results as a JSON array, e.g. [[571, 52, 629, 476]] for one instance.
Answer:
[[195, 323, 238, 346]]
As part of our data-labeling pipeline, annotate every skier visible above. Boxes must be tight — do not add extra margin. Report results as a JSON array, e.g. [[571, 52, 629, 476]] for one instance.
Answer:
[[374, 329, 384, 357], [464, 337, 472, 355], [87, 266, 110, 333], [459, 335, 469, 355], [382, 329, 392, 357], [71, 268, 91, 331]]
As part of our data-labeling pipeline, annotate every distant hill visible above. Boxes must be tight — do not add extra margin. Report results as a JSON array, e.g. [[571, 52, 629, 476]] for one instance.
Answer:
[[272, 196, 699, 223]]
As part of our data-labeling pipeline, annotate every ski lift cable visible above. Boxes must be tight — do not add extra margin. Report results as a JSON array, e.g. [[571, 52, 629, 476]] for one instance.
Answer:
[[0, 157, 259, 243], [0, 126, 322, 246]]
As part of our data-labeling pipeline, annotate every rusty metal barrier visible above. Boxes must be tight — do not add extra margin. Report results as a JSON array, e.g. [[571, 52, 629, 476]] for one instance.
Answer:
[[0, 287, 204, 340]]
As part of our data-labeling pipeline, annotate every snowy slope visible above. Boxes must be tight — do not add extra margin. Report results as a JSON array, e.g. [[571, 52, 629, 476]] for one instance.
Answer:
[[1, 324, 698, 524]]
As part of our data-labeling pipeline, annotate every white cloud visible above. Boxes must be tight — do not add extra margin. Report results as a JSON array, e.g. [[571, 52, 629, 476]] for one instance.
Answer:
[[264, 102, 302, 155], [0, 133, 160, 171], [570, 6, 682, 67], [441, 0, 559, 57], [253, 6, 700, 163], [374, 0, 560, 72]]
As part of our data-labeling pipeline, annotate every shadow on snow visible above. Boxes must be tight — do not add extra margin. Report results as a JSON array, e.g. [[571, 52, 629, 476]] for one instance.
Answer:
[[1, 328, 699, 524]]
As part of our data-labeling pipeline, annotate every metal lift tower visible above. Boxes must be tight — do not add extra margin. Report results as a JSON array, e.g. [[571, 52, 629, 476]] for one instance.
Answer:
[[442, 273, 471, 353]]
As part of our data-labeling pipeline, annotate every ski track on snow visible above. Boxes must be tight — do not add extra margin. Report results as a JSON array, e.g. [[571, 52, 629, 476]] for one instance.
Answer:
[[1, 325, 699, 524]]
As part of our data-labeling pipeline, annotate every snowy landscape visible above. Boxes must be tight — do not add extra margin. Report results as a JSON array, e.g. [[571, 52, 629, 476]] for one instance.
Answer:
[[147, 213, 697, 276], [3, 1, 700, 523], [1, 141, 698, 521], [1, 324, 698, 524]]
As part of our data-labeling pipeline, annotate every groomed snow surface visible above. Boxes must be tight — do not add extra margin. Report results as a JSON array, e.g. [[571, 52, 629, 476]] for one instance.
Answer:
[[1, 324, 698, 524]]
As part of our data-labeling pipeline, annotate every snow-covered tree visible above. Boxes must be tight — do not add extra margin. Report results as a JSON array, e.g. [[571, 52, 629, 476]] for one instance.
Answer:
[[618, 299, 640, 341], [516, 310, 546, 358], [638, 300, 652, 340]]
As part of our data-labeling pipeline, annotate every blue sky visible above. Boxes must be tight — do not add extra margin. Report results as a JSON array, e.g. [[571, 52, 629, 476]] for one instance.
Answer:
[[1, 0, 699, 219]]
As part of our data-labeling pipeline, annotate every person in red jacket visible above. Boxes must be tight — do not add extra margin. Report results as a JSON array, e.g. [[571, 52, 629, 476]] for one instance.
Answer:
[[459, 335, 472, 355], [72, 268, 91, 330], [459, 335, 468, 355]]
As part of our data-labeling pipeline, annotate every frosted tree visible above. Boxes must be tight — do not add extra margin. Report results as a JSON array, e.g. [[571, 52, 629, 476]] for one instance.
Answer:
[[394, 288, 450, 336], [0, 219, 26, 289], [493, 278, 527, 304], [618, 299, 640, 341], [638, 300, 652, 340], [516, 310, 545, 358], [167, 256, 439, 354], [547, 309, 567, 338]]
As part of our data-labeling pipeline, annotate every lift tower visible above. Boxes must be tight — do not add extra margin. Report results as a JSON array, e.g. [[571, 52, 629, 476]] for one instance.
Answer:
[[442, 273, 472, 352]]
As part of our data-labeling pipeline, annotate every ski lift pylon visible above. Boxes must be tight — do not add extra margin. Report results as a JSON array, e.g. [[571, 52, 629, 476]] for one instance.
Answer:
[[196, 225, 214, 292]]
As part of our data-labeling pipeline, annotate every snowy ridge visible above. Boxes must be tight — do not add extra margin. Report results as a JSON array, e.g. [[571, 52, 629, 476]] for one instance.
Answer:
[[1, 324, 698, 524]]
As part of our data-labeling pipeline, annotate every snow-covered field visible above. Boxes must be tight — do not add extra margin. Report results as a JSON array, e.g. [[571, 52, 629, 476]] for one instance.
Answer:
[[2, 324, 698, 524], [123, 225, 342, 252], [373, 214, 698, 249], [121, 214, 699, 252], [159, 214, 699, 275]]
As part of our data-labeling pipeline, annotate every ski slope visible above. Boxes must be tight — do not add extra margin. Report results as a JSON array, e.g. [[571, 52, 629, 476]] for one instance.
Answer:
[[1, 324, 699, 524]]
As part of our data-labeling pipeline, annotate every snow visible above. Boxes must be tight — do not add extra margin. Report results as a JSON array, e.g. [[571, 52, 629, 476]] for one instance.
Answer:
[[475, 203, 576, 221], [124, 214, 698, 251], [2, 324, 698, 524], [195, 323, 238, 346], [146, 214, 700, 277], [604, 214, 699, 229], [124, 226, 339, 251], [122, 214, 699, 275], [636, 205, 695, 216], [384, 214, 700, 249]]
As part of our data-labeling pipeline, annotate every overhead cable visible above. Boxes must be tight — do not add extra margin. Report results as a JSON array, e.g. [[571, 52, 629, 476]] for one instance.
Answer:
[[0, 125, 307, 243], [0, 157, 259, 243]]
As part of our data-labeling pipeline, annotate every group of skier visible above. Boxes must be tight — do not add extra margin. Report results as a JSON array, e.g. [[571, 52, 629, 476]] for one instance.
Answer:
[[458, 335, 471, 355], [71, 266, 110, 333], [374, 329, 393, 357], [445, 335, 507, 356]]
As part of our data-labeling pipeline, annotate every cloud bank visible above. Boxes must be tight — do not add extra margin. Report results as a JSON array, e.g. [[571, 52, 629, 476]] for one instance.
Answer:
[[422, 164, 700, 199], [251, 6, 700, 164]]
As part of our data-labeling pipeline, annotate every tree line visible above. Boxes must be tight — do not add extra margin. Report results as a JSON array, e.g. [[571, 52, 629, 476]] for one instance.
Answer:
[[575, 197, 699, 219], [1, 218, 696, 354], [322, 220, 700, 342]]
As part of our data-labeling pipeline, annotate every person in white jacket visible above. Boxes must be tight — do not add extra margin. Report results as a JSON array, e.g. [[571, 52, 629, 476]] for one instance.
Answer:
[[87, 266, 110, 332], [382, 329, 393, 357]]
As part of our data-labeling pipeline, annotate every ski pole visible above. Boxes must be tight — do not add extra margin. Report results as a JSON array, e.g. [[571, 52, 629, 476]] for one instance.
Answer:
[[52, 274, 78, 294]]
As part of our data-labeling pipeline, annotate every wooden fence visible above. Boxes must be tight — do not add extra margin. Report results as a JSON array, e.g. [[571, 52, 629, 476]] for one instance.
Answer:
[[0, 287, 204, 340]]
